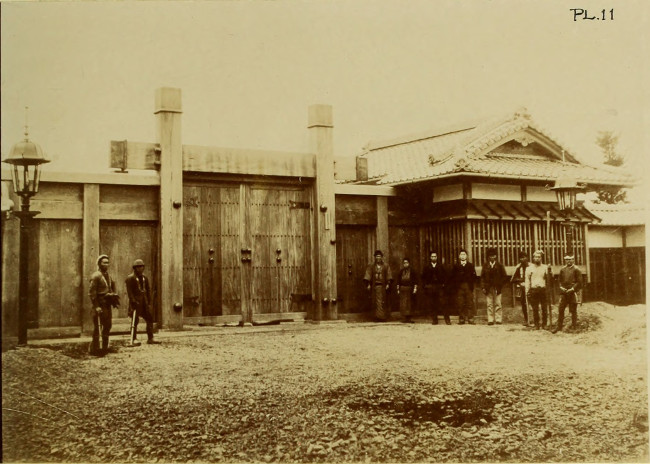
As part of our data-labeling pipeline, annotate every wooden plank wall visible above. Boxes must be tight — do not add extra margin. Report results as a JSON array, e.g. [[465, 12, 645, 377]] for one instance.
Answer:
[[99, 221, 159, 320], [37, 220, 83, 327], [1, 180, 160, 336]]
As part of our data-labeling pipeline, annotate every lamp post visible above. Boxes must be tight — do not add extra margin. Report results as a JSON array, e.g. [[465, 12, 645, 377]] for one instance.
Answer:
[[2, 121, 49, 346], [551, 173, 585, 257]]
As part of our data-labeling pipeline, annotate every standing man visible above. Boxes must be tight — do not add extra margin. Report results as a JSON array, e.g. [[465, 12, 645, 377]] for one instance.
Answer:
[[396, 257, 418, 323], [526, 250, 548, 330], [552, 254, 582, 333], [511, 251, 530, 326], [363, 250, 393, 322], [125, 259, 159, 345], [421, 251, 449, 325], [481, 248, 508, 325], [88, 254, 118, 355], [451, 249, 477, 325]]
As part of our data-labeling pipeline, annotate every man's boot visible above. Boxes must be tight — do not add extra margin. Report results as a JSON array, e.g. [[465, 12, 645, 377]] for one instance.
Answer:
[[432, 316, 438, 325], [444, 316, 451, 325]]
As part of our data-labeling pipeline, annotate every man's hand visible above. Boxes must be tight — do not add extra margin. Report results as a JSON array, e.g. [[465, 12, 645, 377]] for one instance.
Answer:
[[481, 288, 487, 295], [366, 285, 371, 291], [95, 307, 102, 315]]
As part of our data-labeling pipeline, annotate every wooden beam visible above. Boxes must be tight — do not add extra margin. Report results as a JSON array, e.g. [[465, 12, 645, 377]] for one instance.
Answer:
[[108, 142, 316, 178], [81, 184, 100, 334], [356, 157, 368, 182], [184, 145, 315, 178], [156, 88, 184, 330], [334, 184, 397, 196], [1, 169, 161, 186], [30, 200, 83, 219], [376, 196, 389, 257], [97, 202, 157, 221], [309, 104, 337, 320]]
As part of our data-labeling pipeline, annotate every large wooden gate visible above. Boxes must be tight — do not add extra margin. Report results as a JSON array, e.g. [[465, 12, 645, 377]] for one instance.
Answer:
[[183, 181, 313, 323]]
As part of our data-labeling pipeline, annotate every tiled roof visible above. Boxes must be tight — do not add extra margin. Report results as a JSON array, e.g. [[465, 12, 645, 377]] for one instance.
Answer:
[[359, 109, 636, 187], [586, 202, 647, 226]]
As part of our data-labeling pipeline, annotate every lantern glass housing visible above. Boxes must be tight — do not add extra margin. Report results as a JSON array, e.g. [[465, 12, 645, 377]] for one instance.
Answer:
[[551, 175, 584, 211], [3, 140, 50, 198]]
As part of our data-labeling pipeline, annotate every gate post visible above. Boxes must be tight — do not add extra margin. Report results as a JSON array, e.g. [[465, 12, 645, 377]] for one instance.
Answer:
[[155, 87, 184, 330], [308, 105, 337, 320]]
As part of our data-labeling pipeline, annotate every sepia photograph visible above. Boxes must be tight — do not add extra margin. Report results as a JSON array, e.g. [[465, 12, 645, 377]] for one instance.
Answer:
[[1, 1, 648, 462]]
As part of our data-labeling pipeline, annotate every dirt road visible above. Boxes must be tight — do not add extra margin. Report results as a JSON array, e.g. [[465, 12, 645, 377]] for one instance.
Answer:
[[2, 302, 648, 462]]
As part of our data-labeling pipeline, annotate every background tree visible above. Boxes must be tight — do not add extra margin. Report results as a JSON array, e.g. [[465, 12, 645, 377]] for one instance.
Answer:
[[595, 131, 626, 203]]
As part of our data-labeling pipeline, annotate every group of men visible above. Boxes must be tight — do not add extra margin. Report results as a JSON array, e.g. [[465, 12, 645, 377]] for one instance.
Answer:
[[363, 248, 582, 332], [88, 254, 159, 356]]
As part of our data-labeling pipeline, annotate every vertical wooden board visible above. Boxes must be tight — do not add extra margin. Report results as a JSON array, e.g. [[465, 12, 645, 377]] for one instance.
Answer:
[[183, 185, 203, 318], [59, 220, 83, 327], [100, 221, 158, 320], [200, 186, 220, 316], [38, 221, 63, 327], [220, 186, 241, 316], [250, 188, 269, 314]]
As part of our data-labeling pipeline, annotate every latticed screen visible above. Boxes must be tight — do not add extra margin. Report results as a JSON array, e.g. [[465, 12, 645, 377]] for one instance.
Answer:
[[424, 220, 585, 267]]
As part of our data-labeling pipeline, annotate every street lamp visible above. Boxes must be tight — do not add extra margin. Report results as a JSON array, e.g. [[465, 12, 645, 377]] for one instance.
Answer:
[[550, 171, 585, 257], [2, 121, 49, 346]]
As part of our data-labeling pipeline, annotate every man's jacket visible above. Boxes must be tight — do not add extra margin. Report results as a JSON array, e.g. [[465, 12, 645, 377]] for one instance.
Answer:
[[125, 273, 151, 313]]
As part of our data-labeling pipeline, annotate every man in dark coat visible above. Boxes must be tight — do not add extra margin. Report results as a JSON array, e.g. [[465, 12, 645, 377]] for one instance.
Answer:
[[421, 251, 449, 325], [396, 257, 418, 323], [125, 259, 159, 345], [481, 248, 508, 325], [451, 249, 477, 325], [88, 254, 118, 355], [552, 254, 583, 333], [363, 250, 393, 321], [510, 251, 530, 326]]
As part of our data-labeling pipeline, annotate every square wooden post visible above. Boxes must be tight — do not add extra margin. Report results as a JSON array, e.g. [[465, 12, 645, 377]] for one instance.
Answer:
[[308, 105, 337, 320], [376, 196, 389, 256], [155, 88, 184, 330], [81, 184, 99, 334]]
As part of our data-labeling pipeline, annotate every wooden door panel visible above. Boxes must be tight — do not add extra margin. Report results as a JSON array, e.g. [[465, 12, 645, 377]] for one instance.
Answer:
[[99, 221, 158, 320], [183, 183, 241, 319], [336, 226, 374, 313], [249, 185, 312, 316], [183, 185, 204, 317]]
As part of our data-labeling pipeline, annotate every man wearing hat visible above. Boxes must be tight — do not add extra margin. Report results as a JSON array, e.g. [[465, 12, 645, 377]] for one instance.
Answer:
[[363, 250, 393, 321], [510, 251, 530, 326], [88, 254, 118, 355], [480, 248, 508, 325], [451, 249, 478, 324], [552, 253, 582, 333], [125, 259, 159, 345]]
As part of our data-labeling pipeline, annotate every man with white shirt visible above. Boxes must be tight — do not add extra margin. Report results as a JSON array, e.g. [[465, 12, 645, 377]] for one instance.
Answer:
[[525, 250, 549, 330]]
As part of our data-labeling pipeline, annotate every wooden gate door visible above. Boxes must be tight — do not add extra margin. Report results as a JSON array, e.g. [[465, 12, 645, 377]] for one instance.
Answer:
[[336, 226, 375, 313], [248, 184, 313, 319], [183, 183, 241, 320], [183, 181, 312, 323]]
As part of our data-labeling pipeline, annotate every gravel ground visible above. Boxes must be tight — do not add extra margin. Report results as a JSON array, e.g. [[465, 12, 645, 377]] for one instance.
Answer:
[[2, 302, 648, 463]]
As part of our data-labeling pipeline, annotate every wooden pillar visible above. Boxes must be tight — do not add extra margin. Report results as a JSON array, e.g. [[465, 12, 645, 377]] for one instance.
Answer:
[[308, 104, 337, 320], [376, 196, 389, 255], [621, 227, 630, 304], [82, 184, 100, 334], [155, 88, 184, 330]]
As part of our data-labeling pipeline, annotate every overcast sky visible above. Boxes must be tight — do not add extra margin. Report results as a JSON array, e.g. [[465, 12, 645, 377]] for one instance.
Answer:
[[1, 1, 648, 174]]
